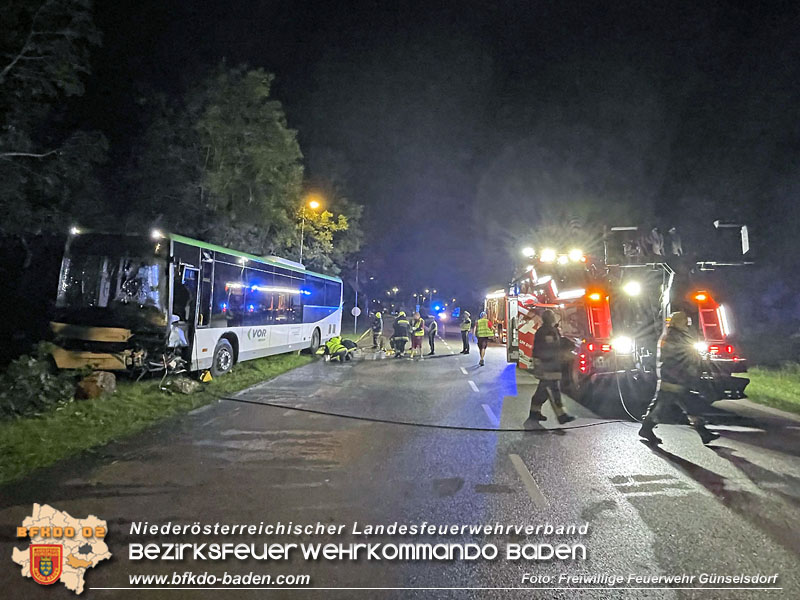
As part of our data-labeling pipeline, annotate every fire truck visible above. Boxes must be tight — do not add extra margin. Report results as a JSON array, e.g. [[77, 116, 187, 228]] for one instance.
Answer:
[[491, 222, 751, 405], [487, 248, 633, 400], [603, 224, 751, 402]]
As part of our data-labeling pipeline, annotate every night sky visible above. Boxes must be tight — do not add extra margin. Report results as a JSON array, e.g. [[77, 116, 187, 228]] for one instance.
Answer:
[[78, 0, 800, 303]]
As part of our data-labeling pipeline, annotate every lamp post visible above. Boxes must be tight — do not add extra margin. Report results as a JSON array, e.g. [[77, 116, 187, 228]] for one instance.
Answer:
[[354, 259, 365, 334], [299, 196, 322, 264]]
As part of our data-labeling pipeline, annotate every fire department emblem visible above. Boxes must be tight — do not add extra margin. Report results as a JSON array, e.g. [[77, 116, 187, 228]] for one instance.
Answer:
[[30, 544, 63, 585]]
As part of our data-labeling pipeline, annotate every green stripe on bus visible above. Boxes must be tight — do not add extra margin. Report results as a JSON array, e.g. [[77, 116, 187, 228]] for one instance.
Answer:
[[167, 233, 342, 283]]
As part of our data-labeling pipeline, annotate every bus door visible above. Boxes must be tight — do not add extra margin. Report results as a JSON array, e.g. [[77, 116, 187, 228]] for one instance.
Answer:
[[198, 254, 213, 328]]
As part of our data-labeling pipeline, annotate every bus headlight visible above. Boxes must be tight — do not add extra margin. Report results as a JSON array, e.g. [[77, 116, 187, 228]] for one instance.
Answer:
[[612, 336, 634, 354]]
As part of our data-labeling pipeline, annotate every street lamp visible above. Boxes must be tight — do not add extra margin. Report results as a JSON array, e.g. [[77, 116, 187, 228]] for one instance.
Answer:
[[299, 194, 323, 264]]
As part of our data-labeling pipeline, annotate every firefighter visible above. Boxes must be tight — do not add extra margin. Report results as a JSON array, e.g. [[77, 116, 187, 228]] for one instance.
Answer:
[[459, 311, 472, 354], [528, 309, 575, 424], [391, 311, 411, 358], [410, 311, 425, 358], [639, 311, 720, 445], [371, 311, 384, 350], [316, 335, 356, 362], [426, 314, 438, 356], [474, 311, 493, 367]]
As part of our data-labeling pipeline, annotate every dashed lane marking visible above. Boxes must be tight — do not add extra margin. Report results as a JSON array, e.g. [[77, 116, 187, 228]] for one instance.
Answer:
[[460, 367, 468, 375], [509, 454, 549, 509], [468, 380, 479, 393], [482, 404, 500, 426]]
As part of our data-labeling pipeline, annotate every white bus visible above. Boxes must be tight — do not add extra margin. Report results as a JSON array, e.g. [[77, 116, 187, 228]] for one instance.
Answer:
[[50, 230, 343, 376]]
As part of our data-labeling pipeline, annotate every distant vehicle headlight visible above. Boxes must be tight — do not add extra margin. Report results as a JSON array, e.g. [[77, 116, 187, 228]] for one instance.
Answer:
[[612, 336, 634, 354], [694, 341, 708, 354]]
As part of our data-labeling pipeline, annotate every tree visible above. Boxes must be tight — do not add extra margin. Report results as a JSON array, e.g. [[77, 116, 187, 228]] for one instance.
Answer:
[[0, 0, 106, 244], [127, 63, 362, 273]]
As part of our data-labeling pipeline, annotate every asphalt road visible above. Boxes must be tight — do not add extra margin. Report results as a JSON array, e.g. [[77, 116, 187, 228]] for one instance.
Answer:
[[2, 329, 799, 599]]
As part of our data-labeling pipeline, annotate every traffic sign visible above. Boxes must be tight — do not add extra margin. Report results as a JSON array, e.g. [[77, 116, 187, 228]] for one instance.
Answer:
[[351, 307, 362, 317]]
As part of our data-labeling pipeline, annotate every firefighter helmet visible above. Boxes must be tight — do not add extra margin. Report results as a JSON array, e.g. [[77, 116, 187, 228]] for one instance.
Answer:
[[668, 311, 689, 331]]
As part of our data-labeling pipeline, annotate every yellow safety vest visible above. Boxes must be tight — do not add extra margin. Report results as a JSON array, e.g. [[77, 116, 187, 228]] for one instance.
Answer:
[[476, 318, 492, 338], [412, 318, 425, 336], [460, 318, 472, 331]]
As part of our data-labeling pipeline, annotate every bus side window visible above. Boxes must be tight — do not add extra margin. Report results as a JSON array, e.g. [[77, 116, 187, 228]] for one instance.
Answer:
[[212, 262, 244, 327]]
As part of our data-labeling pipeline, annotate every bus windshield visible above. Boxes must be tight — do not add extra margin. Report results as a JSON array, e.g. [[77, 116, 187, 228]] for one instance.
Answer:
[[55, 234, 169, 330]]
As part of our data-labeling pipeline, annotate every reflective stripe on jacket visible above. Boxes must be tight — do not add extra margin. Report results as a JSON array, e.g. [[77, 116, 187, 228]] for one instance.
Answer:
[[325, 338, 346, 355], [460, 317, 472, 331], [393, 318, 411, 340], [476, 318, 493, 338]]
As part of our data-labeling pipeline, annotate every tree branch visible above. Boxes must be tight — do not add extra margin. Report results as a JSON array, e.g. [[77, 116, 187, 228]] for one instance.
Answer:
[[0, 149, 60, 159], [0, 0, 52, 84]]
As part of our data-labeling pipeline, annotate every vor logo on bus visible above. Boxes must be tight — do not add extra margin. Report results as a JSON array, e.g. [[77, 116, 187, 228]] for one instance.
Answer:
[[247, 327, 269, 341]]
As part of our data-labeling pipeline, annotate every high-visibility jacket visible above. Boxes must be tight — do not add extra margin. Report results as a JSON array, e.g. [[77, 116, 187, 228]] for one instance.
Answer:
[[324, 336, 347, 355], [412, 318, 425, 336], [476, 317, 493, 338], [460, 317, 472, 331]]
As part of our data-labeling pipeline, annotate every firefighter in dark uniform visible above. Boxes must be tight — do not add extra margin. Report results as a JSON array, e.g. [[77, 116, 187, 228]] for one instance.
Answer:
[[459, 311, 472, 354], [391, 311, 411, 358], [528, 309, 575, 424], [426, 314, 438, 356], [371, 311, 384, 350], [639, 311, 720, 445]]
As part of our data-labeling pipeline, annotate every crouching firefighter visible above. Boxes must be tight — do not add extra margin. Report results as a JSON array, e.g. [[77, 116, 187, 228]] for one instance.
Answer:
[[639, 311, 719, 445], [317, 335, 357, 362], [528, 309, 575, 425], [390, 311, 411, 358]]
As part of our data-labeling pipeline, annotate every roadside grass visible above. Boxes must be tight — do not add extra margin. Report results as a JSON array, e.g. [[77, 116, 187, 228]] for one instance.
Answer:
[[0, 352, 313, 485], [741, 364, 800, 416]]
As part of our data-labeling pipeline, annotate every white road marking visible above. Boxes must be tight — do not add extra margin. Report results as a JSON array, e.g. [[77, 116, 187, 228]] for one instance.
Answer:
[[509, 454, 549, 509], [460, 367, 468, 375], [468, 380, 479, 393], [282, 410, 294, 417], [482, 404, 499, 426]]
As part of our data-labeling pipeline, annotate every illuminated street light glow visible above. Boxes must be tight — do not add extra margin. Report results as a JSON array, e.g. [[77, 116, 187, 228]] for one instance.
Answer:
[[69, 226, 81, 235], [151, 229, 164, 239]]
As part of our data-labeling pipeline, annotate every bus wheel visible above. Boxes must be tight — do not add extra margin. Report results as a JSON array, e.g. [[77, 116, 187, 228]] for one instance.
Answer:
[[211, 339, 234, 377], [309, 328, 321, 354]]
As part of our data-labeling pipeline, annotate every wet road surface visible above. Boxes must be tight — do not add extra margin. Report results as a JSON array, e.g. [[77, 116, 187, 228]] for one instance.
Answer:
[[2, 330, 799, 598]]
